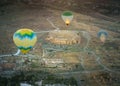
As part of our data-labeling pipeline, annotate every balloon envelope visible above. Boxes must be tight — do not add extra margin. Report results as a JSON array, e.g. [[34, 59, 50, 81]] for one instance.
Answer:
[[13, 28, 37, 54], [61, 11, 73, 25]]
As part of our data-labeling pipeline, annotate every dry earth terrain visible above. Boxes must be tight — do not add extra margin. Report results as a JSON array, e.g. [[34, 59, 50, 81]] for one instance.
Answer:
[[0, 0, 120, 86]]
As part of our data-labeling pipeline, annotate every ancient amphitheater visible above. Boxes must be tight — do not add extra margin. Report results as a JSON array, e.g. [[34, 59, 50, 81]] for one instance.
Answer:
[[45, 30, 81, 45]]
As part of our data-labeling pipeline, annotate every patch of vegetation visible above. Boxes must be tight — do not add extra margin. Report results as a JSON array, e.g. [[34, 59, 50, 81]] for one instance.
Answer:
[[102, 41, 120, 50], [43, 76, 77, 86], [0, 71, 47, 86], [0, 71, 78, 86]]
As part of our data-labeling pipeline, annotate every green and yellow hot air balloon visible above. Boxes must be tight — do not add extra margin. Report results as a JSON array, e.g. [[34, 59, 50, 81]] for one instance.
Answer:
[[61, 11, 73, 26], [13, 28, 37, 54]]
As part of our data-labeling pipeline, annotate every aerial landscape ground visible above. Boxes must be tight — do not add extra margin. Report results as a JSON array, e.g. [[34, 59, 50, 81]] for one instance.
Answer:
[[0, 0, 120, 86]]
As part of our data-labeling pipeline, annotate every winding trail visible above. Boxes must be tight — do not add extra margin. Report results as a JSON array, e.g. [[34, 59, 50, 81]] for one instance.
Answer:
[[0, 49, 20, 58]]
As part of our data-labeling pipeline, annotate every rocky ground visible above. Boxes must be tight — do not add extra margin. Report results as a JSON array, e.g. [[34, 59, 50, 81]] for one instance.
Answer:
[[0, 0, 120, 86]]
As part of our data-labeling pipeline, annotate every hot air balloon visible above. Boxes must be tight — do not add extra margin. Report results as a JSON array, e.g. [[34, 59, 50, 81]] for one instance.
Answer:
[[13, 28, 37, 54], [61, 11, 73, 26], [97, 30, 108, 43], [100, 34, 106, 43]]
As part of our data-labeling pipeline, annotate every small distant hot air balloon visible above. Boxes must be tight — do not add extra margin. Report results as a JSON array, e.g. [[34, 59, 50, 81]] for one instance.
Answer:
[[97, 30, 108, 43], [61, 11, 73, 26], [13, 28, 37, 54]]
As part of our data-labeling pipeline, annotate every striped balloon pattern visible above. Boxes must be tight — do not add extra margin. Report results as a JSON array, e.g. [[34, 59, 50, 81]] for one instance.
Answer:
[[13, 28, 37, 54]]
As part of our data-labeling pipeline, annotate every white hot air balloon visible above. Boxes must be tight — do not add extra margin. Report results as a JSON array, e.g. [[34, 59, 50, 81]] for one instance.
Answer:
[[61, 11, 73, 26]]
